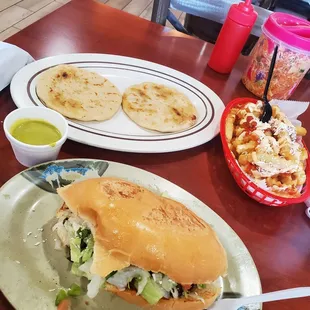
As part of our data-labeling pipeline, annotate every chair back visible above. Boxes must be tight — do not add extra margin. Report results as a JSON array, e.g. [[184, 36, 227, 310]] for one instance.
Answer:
[[170, 0, 272, 37]]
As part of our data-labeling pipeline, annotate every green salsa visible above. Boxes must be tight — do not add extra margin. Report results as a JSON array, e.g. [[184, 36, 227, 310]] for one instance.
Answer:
[[10, 118, 62, 146]]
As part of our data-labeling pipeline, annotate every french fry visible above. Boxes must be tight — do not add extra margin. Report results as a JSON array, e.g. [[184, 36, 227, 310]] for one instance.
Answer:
[[236, 141, 256, 154], [234, 126, 244, 137], [294, 170, 306, 186], [266, 176, 281, 187], [279, 174, 297, 187], [279, 144, 295, 160], [300, 148, 308, 161], [225, 114, 235, 142], [295, 126, 307, 137], [236, 109, 246, 119], [238, 153, 253, 165], [271, 105, 280, 118]]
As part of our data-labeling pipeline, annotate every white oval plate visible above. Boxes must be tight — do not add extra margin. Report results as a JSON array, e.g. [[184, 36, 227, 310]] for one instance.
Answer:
[[10, 54, 225, 153], [0, 159, 261, 310]]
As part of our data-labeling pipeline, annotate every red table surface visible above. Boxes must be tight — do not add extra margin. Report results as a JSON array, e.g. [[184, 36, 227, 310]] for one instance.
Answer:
[[0, 0, 310, 309]]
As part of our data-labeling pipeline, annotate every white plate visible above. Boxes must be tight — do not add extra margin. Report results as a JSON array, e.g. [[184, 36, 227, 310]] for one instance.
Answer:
[[10, 54, 225, 153], [0, 159, 261, 310]]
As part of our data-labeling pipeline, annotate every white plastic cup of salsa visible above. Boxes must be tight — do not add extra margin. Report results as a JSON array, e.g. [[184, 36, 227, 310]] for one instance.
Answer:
[[3, 107, 68, 167]]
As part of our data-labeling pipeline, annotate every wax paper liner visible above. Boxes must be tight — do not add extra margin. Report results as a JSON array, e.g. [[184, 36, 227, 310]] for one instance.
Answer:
[[270, 99, 309, 127]]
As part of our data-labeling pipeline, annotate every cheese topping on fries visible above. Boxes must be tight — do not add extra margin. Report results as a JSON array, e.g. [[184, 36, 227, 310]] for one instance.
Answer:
[[226, 101, 308, 198]]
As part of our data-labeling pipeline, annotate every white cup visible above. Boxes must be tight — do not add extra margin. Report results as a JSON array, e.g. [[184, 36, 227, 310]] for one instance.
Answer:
[[3, 107, 68, 167]]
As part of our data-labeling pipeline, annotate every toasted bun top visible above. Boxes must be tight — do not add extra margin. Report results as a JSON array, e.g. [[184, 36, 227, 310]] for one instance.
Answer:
[[57, 177, 227, 284], [36, 65, 122, 121]]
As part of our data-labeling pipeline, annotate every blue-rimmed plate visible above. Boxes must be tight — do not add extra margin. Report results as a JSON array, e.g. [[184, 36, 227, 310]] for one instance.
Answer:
[[10, 54, 225, 153], [0, 159, 261, 310]]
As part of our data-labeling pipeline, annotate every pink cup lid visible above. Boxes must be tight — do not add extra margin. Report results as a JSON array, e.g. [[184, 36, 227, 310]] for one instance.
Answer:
[[264, 12, 310, 52]]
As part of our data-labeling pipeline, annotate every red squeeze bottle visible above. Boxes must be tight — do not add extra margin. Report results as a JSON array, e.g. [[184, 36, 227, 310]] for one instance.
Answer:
[[208, 0, 258, 74]]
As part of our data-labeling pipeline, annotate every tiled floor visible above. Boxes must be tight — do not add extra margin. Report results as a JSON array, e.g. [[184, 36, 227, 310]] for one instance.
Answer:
[[0, 0, 184, 41]]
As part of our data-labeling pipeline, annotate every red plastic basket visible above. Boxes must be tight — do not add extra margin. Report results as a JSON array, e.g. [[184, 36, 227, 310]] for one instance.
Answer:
[[220, 97, 310, 207]]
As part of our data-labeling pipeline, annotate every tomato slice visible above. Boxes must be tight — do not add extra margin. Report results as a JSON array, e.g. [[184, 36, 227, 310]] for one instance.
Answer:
[[57, 299, 71, 310], [182, 284, 192, 291]]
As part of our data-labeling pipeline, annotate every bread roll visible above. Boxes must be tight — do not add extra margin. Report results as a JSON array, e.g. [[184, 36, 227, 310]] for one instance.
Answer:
[[57, 177, 227, 284]]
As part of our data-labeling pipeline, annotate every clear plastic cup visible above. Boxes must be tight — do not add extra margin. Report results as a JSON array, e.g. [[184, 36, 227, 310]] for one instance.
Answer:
[[242, 13, 310, 100], [3, 107, 68, 167]]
